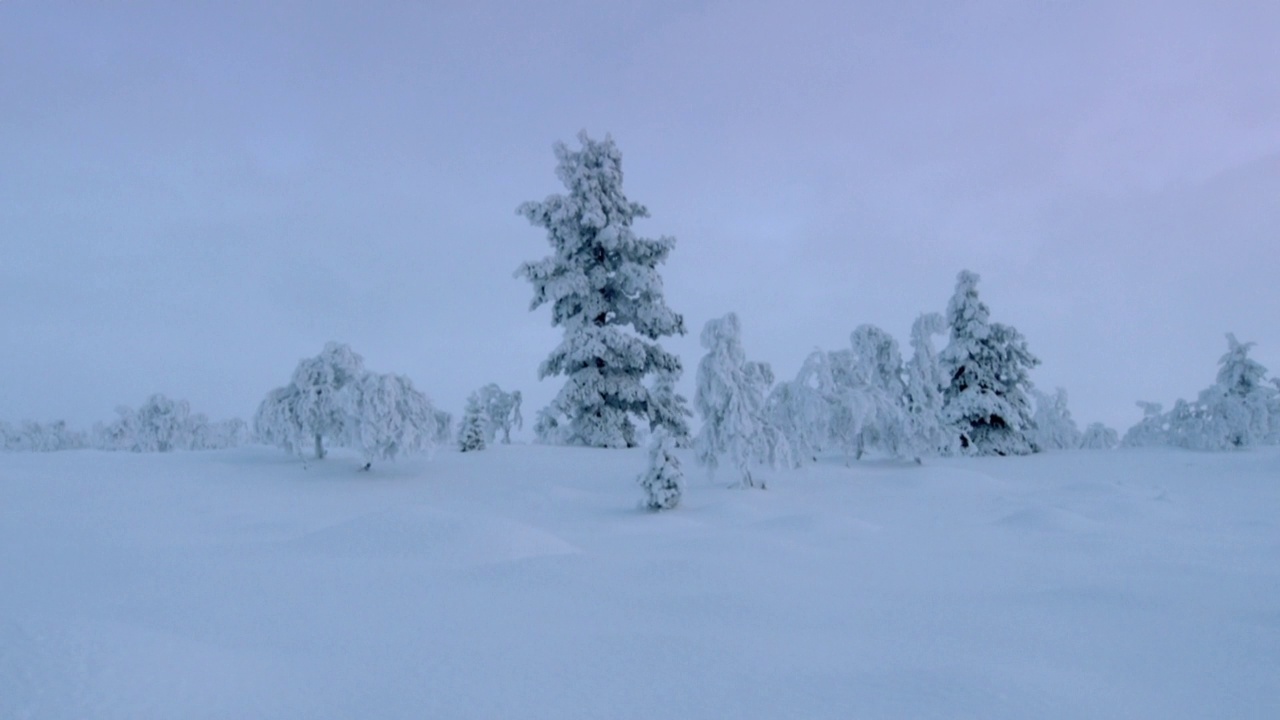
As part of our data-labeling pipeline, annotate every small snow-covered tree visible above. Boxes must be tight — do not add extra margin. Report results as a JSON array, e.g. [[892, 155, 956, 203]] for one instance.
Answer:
[[256, 342, 365, 460], [904, 312, 953, 458], [516, 131, 685, 448], [637, 427, 683, 511], [1029, 388, 1082, 450], [939, 270, 1040, 455], [693, 313, 790, 488], [473, 384, 523, 444], [431, 408, 454, 446], [342, 372, 437, 467], [1079, 422, 1119, 449], [458, 393, 488, 452]]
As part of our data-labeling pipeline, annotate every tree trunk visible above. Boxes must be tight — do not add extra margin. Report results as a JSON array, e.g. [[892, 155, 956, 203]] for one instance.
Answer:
[[314, 434, 326, 460]]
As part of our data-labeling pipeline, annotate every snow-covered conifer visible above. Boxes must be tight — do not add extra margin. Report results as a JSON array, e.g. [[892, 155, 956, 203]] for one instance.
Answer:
[[637, 428, 683, 511], [516, 132, 685, 448], [766, 368, 828, 465], [1079, 422, 1119, 450], [693, 313, 790, 488], [1029, 388, 1082, 451], [458, 394, 488, 452], [939, 270, 1040, 455], [342, 372, 437, 467]]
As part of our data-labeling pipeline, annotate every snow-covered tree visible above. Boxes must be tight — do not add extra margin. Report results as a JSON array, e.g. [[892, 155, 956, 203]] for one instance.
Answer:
[[1122, 401, 1168, 447], [256, 343, 437, 467], [939, 270, 1040, 455], [473, 384, 523, 444], [637, 427, 683, 511], [766, 368, 828, 465], [693, 313, 790, 488], [457, 393, 488, 452], [1195, 333, 1275, 449], [647, 371, 692, 447], [342, 372, 437, 467], [516, 131, 685, 448], [845, 324, 911, 460], [1079, 422, 1119, 450], [256, 342, 366, 460], [904, 312, 953, 457], [1029, 388, 1082, 450]]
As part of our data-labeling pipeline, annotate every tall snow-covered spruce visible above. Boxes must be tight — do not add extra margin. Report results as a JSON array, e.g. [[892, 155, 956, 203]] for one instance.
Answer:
[[939, 270, 1041, 456], [516, 132, 686, 448]]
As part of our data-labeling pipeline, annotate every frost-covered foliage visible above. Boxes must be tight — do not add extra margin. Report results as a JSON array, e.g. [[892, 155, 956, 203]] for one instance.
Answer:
[[904, 312, 954, 457], [90, 394, 246, 452], [458, 394, 488, 452], [647, 372, 692, 447], [516, 131, 686, 448], [472, 384, 523, 444], [939, 270, 1040, 456], [256, 343, 437, 466], [342, 372, 437, 466], [1, 420, 85, 452], [637, 428, 683, 511], [693, 313, 790, 488], [1029, 388, 1082, 451], [1122, 334, 1277, 450], [1079, 422, 1119, 450]]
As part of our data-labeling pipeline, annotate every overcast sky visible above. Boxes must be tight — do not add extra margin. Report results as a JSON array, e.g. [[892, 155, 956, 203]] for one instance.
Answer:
[[3, 0, 1278, 437]]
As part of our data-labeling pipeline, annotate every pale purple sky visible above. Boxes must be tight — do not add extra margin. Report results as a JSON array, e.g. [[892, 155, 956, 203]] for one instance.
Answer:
[[3, 0, 1278, 435]]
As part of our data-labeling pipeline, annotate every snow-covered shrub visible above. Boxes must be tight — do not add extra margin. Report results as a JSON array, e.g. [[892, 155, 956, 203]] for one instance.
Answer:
[[516, 131, 686, 448], [767, 371, 828, 465], [458, 394, 488, 452], [638, 428, 683, 511], [939, 270, 1040, 455], [431, 408, 454, 446], [1079, 422, 1119, 450], [693, 313, 790, 488], [1030, 388, 1082, 451], [342, 372, 437, 466]]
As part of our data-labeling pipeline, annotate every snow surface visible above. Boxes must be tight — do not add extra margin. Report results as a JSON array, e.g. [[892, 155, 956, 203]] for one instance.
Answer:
[[2, 446, 1278, 719]]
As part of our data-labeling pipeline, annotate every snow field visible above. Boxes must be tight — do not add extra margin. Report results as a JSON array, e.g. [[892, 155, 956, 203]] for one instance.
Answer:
[[2, 446, 1278, 719]]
